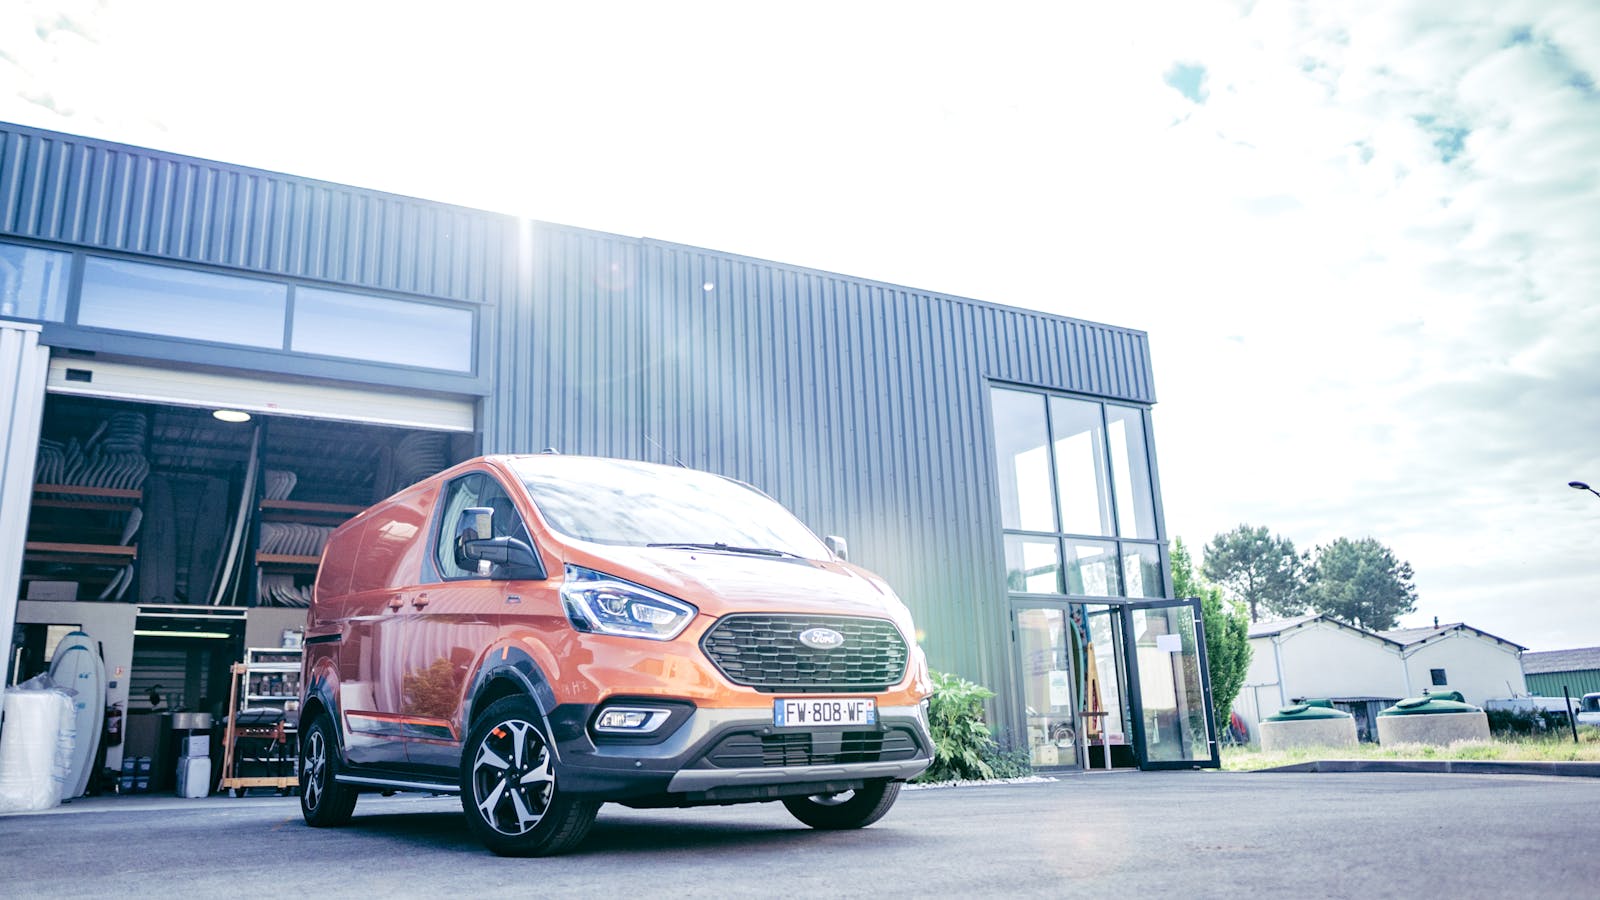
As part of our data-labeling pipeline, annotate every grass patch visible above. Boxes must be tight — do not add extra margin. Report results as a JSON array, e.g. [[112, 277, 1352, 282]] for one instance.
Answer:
[[1222, 728, 1600, 771]]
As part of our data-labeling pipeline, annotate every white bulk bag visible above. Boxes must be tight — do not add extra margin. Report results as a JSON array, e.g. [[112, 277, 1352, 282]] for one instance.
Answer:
[[0, 675, 77, 812]]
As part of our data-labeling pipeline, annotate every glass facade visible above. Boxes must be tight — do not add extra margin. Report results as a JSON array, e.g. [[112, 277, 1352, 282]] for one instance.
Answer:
[[80, 257, 288, 348], [993, 385, 1168, 769], [19, 247, 477, 375], [0, 242, 70, 322], [991, 385, 1164, 599], [292, 287, 474, 372]]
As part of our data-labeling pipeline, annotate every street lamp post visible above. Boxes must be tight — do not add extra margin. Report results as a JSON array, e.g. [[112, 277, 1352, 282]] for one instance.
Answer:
[[1569, 481, 1600, 500]]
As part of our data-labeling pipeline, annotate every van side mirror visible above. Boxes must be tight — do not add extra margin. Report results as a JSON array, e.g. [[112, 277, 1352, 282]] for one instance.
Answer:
[[457, 506, 546, 580], [455, 507, 494, 568], [824, 535, 848, 562]]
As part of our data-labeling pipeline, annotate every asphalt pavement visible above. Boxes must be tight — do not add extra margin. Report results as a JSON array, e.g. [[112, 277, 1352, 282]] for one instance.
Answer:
[[4, 770, 1597, 897]]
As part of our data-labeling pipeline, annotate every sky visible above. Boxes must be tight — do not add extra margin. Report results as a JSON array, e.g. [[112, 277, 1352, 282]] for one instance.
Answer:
[[3, 1, 1597, 651]]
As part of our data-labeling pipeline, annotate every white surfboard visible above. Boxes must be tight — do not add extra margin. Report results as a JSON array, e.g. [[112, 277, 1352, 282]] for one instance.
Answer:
[[48, 631, 106, 799]]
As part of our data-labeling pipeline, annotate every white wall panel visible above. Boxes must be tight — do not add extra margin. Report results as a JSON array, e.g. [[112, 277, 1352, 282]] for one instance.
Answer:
[[0, 321, 49, 669], [46, 357, 475, 432]]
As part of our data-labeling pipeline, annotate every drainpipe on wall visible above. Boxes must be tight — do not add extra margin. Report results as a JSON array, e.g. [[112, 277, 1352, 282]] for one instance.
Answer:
[[1272, 635, 1289, 708], [1399, 640, 1416, 697]]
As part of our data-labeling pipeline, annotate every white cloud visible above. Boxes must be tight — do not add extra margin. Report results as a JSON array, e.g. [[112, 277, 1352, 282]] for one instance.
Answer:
[[2, 0, 1597, 651]]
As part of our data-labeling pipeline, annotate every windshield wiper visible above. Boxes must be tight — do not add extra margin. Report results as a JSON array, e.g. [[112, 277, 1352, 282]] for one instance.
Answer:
[[646, 542, 801, 558]]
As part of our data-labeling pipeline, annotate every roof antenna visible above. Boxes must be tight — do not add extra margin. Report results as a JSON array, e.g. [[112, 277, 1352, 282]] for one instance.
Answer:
[[644, 434, 688, 468], [541, 448, 560, 454]]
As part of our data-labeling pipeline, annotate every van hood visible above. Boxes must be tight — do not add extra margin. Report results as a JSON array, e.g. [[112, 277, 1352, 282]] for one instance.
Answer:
[[564, 544, 901, 620]]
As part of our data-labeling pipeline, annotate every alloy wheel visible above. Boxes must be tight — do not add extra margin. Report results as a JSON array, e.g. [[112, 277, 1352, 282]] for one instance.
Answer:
[[302, 729, 326, 810], [471, 719, 555, 835]]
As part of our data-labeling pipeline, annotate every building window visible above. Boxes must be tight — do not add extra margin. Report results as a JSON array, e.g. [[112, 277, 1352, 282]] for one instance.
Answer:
[[1005, 535, 1061, 593], [63, 253, 479, 375], [991, 385, 1163, 599], [1430, 668, 1448, 686], [1063, 539, 1118, 596], [1106, 405, 1158, 539], [79, 257, 287, 348], [292, 287, 474, 372], [1050, 396, 1114, 536], [0, 241, 70, 322], [992, 389, 1055, 532]]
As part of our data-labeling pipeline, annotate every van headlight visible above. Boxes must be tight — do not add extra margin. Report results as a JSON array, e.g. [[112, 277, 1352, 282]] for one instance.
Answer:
[[561, 565, 697, 640]]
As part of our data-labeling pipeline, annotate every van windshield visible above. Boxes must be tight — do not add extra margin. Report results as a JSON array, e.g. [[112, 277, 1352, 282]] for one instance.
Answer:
[[509, 457, 831, 559]]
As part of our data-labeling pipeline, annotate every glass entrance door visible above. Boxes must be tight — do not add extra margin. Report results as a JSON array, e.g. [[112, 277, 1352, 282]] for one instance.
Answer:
[[1081, 604, 1132, 768], [1015, 608, 1079, 769], [1122, 598, 1219, 769]]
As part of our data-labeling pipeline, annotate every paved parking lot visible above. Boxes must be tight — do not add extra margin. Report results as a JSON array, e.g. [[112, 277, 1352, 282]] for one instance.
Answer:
[[4, 770, 1597, 897]]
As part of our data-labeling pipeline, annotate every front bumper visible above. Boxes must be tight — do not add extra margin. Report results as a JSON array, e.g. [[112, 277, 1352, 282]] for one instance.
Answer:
[[547, 703, 934, 803]]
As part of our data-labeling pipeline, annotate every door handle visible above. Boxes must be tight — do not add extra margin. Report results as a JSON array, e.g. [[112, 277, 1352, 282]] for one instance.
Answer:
[[413, 593, 430, 610]]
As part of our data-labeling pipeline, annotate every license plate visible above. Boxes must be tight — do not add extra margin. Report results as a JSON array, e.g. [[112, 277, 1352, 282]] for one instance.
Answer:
[[773, 697, 876, 728]]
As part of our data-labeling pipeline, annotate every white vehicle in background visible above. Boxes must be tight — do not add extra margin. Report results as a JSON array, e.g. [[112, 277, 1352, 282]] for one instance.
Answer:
[[1578, 693, 1600, 728]]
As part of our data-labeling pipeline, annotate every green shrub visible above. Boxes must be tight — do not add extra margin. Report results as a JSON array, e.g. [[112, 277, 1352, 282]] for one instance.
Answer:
[[1486, 708, 1574, 736], [983, 733, 1035, 780], [917, 670, 998, 782]]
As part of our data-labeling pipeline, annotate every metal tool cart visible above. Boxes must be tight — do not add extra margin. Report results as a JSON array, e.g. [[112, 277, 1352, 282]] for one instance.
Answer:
[[219, 647, 302, 796]]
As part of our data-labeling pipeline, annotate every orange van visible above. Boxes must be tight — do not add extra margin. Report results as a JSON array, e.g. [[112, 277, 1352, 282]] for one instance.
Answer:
[[298, 454, 933, 855]]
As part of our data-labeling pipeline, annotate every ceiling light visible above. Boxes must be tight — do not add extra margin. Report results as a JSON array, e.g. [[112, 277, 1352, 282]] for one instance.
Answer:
[[133, 629, 234, 640], [212, 409, 252, 423]]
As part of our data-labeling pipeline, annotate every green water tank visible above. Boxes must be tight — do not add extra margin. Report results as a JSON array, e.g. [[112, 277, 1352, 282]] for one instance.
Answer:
[[1378, 691, 1478, 716], [1265, 699, 1352, 722]]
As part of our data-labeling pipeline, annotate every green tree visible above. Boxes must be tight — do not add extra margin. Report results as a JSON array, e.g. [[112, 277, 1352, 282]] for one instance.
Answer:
[[1172, 538, 1252, 738], [1201, 524, 1307, 623], [1304, 536, 1417, 631]]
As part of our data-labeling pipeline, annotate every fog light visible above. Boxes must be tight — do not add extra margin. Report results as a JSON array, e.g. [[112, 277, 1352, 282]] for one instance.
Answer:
[[594, 706, 669, 734]]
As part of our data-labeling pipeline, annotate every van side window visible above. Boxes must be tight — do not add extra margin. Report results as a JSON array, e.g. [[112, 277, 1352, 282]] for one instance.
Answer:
[[435, 472, 534, 579]]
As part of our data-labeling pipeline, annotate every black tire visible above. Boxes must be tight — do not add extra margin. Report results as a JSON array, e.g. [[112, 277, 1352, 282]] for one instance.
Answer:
[[782, 780, 902, 830], [459, 695, 599, 857], [300, 713, 358, 827]]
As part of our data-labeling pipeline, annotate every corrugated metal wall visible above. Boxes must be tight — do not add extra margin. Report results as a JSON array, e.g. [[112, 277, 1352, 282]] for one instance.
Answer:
[[0, 321, 50, 658], [0, 123, 521, 307], [484, 232, 1158, 725], [0, 122, 1163, 735], [1527, 671, 1600, 697], [481, 222, 645, 457]]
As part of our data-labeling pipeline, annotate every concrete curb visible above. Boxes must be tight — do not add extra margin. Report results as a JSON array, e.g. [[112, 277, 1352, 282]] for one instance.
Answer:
[[1257, 759, 1600, 778]]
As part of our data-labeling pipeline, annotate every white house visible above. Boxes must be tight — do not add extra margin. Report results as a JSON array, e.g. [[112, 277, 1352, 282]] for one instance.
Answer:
[[1380, 623, 1529, 708], [1236, 615, 1526, 743]]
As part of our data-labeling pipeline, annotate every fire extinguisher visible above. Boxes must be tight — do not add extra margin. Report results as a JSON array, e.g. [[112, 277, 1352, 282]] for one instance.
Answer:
[[105, 701, 124, 747]]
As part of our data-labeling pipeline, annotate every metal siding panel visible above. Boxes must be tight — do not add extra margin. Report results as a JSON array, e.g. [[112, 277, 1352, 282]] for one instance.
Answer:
[[486, 225, 641, 458], [0, 123, 517, 308], [1526, 672, 1600, 697], [0, 323, 50, 660], [0, 132, 17, 232], [129, 155, 154, 256]]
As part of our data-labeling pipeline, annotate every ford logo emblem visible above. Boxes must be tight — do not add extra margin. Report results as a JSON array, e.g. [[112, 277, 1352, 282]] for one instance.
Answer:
[[798, 627, 845, 651]]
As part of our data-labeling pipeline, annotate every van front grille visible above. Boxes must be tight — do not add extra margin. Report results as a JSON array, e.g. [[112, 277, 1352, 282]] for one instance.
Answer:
[[699, 614, 908, 693], [703, 728, 923, 768]]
